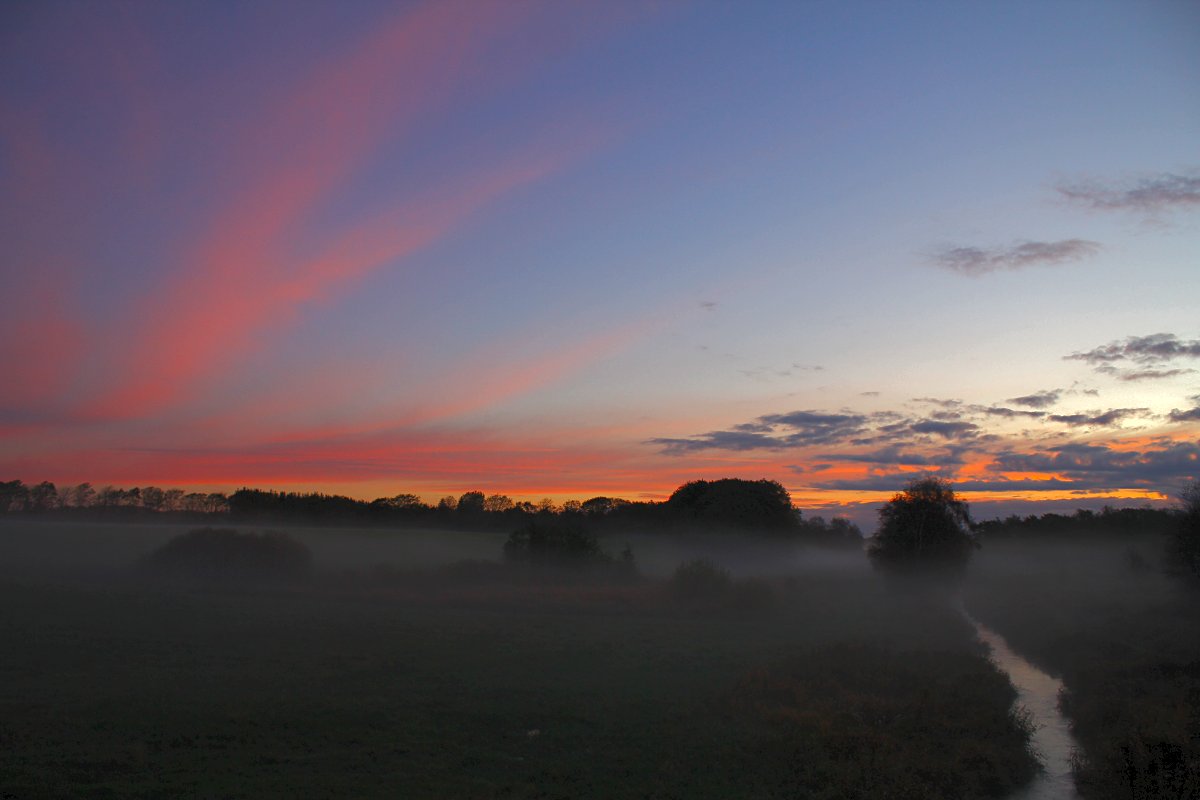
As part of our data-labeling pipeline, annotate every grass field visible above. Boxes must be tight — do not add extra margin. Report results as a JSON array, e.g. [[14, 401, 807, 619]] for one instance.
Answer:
[[1, 522, 1037, 799]]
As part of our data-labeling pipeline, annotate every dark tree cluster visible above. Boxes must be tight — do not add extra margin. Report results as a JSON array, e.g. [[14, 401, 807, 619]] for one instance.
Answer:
[[974, 505, 1177, 540], [868, 477, 978, 572], [0, 479, 228, 515], [663, 478, 798, 531], [143, 527, 312, 582]]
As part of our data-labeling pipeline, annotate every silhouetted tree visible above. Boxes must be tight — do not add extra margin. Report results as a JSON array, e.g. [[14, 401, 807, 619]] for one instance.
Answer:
[[0, 480, 29, 513], [868, 477, 977, 571], [140, 486, 165, 512], [580, 496, 628, 516], [666, 478, 796, 530], [483, 494, 514, 513], [163, 488, 184, 511], [64, 482, 96, 508], [28, 481, 58, 511], [457, 491, 485, 514]]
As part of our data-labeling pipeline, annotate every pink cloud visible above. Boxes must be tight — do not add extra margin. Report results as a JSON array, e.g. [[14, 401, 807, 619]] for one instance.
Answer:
[[83, 2, 611, 421]]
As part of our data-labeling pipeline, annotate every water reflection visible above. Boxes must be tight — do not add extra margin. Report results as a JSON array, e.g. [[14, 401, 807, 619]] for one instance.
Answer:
[[965, 612, 1082, 800]]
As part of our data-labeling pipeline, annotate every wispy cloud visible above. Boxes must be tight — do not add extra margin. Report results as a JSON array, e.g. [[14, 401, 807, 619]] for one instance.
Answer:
[[1057, 171, 1200, 212], [80, 5, 613, 421], [1168, 407, 1200, 423], [1065, 333, 1200, 381], [1046, 408, 1149, 427], [930, 239, 1100, 276], [1007, 389, 1060, 409]]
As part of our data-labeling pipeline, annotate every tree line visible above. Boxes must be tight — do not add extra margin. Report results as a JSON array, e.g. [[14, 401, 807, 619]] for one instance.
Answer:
[[0, 480, 229, 514], [0, 477, 862, 542]]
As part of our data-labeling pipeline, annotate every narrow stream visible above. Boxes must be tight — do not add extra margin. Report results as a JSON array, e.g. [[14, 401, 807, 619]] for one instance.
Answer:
[[964, 611, 1082, 800]]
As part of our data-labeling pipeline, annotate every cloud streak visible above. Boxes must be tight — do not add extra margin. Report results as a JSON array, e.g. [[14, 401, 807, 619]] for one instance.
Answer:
[[1058, 171, 1200, 212], [1065, 333, 1200, 382], [930, 239, 1100, 276], [1007, 389, 1060, 409], [81, 4, 613, 421]]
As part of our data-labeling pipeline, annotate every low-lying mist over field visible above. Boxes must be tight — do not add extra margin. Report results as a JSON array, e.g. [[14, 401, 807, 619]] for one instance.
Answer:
[[2, 479, 1197, 799]]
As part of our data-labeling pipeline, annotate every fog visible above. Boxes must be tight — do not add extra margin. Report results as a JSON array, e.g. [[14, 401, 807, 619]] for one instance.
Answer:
[[1, 517, 1195, 799]]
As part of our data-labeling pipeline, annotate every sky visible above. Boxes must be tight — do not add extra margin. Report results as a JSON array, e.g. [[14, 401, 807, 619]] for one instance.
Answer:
[[2, 0, 1198, 526]]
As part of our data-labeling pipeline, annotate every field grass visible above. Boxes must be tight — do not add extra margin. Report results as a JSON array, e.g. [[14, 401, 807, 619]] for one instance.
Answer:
[[0, 522, 1037, 799]]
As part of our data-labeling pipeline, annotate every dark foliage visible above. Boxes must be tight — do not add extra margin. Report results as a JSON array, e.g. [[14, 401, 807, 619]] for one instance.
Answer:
[[869, 477, 977, 571], [665, 478, 797, 531], [144, 527, 312, 582], [502, 521, 630, 575], [669, 558, 733, 604], [974, 505, 1177, 540], [796, 514, 863, 547], [1167, 480, 1200, 580]]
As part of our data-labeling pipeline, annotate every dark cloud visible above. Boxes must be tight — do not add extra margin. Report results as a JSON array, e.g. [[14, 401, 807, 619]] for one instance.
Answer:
[[809, 440, 1200, 494], [820, 446, 942, 466], [1066, 333, 1200, 365], [1066, 333, 1200, 381], [809, 473, 948, 492], [649, 410, 871, 453], [699, 301, 717, 310], [650, 405, 988, 455], [1110, 367, 1194, 382], [989, 441, 1200, 491], [758, 411, 871, 445], [1057, 171, 1200, 212], [648, 430, 787, 455], [1008, 389, 1060, 408], [1168, 407, 1200, 423], [982, 406, 1046, 419], [913, 397, 964, 409], [1046, 408, 1148, 427], [930, 239, 1100, 276], [909, 420, 979, 439], [860, 391, 881, 397]]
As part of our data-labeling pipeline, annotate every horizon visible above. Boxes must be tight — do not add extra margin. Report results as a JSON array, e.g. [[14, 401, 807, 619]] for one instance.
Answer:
[[2, 1, 1198, 522]]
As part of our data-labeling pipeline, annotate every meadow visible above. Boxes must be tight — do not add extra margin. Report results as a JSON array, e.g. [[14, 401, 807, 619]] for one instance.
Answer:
[[0, 520, 1038, 799]]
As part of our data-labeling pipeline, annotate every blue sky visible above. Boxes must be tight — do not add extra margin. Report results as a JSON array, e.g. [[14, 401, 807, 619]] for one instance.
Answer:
[[1, 0, 1198, 523]]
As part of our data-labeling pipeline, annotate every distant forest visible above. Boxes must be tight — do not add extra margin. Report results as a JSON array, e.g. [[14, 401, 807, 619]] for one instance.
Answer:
[[0, 477, 1179, 541]]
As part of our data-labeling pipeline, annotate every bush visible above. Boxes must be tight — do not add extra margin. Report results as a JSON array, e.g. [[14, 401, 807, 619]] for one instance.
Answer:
[[144, 527, 312, 582], [503, 521, 609, 568], [729, 576, 776, 613], [669, 558, 732, 605]]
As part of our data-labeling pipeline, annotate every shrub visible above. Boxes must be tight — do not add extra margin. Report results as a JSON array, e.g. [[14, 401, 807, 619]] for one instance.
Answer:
[[144, 527, 312, 582], [729, 576, 776, 613], [669, 558, 732, 604], [503, 521, 608, 568]]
